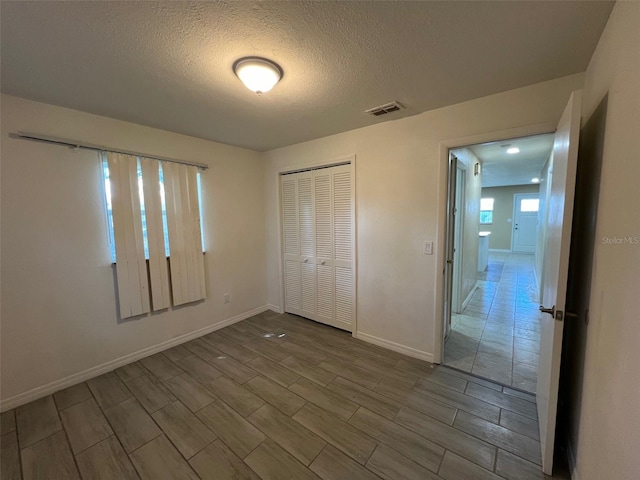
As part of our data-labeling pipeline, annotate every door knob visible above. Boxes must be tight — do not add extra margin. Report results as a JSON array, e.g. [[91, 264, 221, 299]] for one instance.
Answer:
[[539, 305, 555, 316], [321, 261, 326, 265], [303, 258, 308, 263]]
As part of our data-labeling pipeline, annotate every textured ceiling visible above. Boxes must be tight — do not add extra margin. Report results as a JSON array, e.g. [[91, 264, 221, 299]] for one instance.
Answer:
[[1, 1, 614, 151], [469, 133, 555, 188]]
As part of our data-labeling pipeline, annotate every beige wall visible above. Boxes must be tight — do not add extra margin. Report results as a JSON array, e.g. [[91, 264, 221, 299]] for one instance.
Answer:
[[481, 184, 540, 250], [570, 3, 640, 479], [0, 95, 268, 407], [264, 73, 584, 360]]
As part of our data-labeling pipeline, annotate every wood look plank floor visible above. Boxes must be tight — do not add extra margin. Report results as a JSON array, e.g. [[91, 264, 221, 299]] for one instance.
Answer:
[[5, 311, 570, 479]]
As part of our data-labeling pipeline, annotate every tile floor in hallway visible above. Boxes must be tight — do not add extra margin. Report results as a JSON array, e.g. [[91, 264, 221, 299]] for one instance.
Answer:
[[444, 252, 541, 393], [0, 310, 568, 480]]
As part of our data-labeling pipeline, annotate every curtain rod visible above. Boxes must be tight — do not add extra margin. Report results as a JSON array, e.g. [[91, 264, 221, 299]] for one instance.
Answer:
[[12, 131, 209, 170]]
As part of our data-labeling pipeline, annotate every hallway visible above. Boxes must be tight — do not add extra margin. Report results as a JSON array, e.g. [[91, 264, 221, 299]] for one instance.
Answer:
[[444, 253, 540, 393]]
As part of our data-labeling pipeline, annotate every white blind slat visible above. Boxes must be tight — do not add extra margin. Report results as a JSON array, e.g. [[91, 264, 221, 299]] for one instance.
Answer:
[[107, 152, 150, 318], [164, 161, 206, 306], [187, 166, 206, 300], [140, 157, 171, 311]]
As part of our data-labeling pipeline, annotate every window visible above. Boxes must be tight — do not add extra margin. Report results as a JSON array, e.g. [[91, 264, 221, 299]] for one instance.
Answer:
[[480, 197, 494, 224], [520, 198, 540, 212]]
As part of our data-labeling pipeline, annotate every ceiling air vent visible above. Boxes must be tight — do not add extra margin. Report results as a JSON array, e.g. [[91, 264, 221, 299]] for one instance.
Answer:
[[365, 101, 404, 117]]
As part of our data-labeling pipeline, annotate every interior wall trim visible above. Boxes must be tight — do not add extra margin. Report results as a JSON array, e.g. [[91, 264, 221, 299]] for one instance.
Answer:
[[266, 303, 285, 314], [354, 331, 435, 363], [461, 282, 479, 312], [0, 305, 273, 412]]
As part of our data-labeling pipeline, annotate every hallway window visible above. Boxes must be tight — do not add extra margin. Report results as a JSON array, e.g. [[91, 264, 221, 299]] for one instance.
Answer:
[[480, 197, 494, 224], [520, 198, 540, 212]]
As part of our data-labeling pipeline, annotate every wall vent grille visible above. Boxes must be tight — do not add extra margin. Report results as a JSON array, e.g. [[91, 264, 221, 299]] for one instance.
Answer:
[[365, 101, 404, 117]]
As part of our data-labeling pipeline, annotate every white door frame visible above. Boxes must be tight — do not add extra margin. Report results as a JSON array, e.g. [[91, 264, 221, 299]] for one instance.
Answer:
[[275, 155, 358, 336], [435, 123, 556, 364], [511, 192, 540, 253], [452, 164, 466, 314]]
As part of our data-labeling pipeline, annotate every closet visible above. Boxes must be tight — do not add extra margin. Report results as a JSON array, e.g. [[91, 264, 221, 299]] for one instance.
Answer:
[[281, 163, 354, 331]]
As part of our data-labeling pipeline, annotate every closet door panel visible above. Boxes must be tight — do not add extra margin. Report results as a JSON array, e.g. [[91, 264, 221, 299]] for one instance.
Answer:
[[335, 266, 353, 327], [316, 264, 334, 321], [314, 169, 335, 324], [332, 165, 354, 329], [301, 262, 316, 314], [333, 167, 352, 264], [297, 172, 316, 317], [298, 174, 315, 259], [282, 174, 302, 312], [285, 259, 302, 312], [314, 173, 333, 260]]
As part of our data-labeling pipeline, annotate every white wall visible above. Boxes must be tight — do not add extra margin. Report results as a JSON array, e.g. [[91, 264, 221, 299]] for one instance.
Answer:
[[0, 95, 267, 407], [570, 3, 640, 479], [264, 73, 584, 360], [450, 148, 482, 305]]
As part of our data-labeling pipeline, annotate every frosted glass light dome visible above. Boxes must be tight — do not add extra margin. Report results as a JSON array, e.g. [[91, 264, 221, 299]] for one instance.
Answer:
[[233, 58, 282, 95]]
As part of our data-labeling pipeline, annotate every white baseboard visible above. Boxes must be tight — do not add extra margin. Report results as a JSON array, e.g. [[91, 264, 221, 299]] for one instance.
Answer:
[[567, 439, 579, 480], [461, 283, 478, 311], [354, 331, 434, 363], [266, 304, 284, 314], [489, 248, 512, 253], [0, 305, 270, 412]]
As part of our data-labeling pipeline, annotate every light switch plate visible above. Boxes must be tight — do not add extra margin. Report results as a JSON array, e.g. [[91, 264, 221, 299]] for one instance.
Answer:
[[423, 241, 433, 255]]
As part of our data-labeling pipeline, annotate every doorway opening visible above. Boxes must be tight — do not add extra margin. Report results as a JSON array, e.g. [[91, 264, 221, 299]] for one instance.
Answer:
[[442, 133, 554, 393]]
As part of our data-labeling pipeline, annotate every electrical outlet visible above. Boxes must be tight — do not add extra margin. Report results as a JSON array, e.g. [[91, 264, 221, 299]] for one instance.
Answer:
[[223, 293, 230, 304]]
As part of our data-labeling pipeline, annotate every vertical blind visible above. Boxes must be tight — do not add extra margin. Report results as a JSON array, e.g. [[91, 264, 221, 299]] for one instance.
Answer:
[[163, 161, 206, 306], [106, 152, 205, 319]]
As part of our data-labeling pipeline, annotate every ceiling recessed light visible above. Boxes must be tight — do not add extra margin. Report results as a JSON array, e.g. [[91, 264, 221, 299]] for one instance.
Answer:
[[233, 57, 283, 95], [507, 147, 520, 154], [531, 177, 540, 183]]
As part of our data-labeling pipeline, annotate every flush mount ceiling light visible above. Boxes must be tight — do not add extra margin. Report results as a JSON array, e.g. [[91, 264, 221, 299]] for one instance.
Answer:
[[531, 177, 540, 183], [507, 147, 520, 154], [233, 57, 283, 95]]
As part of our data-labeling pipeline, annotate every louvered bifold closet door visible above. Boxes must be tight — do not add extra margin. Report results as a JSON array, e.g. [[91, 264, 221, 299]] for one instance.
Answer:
[[314, 169, 335, 325], [140, 158, 171, 310], [332, 164, 354, 330], [282, 171, 317, 318], [282, 164, 354, 331], [297, 171, 317, 318], [282, 173, 302, 314], [107, 152, 151, 318], [163, 162, 206, 306]]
